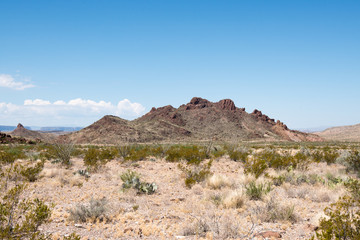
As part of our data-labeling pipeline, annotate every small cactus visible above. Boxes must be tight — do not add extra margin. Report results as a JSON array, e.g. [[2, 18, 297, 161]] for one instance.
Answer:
[[120, 170, 157, 194]]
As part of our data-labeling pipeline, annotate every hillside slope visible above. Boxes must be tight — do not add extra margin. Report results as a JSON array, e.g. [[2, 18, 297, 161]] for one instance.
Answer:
[[63, 97, 323, 144], [10, 123, 56, 142], [316, 123, 360, 141]]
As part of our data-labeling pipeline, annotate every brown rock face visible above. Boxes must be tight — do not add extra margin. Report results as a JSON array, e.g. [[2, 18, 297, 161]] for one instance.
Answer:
[[217, 99, 236, 111], [0, 132, 36, 144], [251, 109, 275, 123], [185, 97, 212, 110]]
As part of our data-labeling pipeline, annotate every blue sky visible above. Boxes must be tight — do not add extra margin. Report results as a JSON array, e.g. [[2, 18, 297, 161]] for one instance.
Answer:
[[0, 0, 359, 129]]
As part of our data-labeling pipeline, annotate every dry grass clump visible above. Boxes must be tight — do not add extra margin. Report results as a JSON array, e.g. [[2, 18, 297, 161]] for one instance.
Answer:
[[206, 174, 233, 189], [180, 211, 242, 239], [222, 190, 245, 209], [285, 185, 308, 199], [309, 189, 332, 203], [254, 196, 297, 223], [69, 197, 108, 223]]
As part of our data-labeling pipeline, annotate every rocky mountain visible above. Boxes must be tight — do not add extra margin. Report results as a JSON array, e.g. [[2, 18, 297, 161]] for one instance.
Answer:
[[62, 97, 322, 144], [316, 123, 360, 142], [10, 123, 56, 142]]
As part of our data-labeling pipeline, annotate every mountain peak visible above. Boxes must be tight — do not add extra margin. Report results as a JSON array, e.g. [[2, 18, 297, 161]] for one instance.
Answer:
[[217, 99, 236, 111]]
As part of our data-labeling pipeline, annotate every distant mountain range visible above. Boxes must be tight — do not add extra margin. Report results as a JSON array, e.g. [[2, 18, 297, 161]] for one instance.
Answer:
[[316, 123, 360, 142], [0, 125, 82, 132], [0, 125, 32, 132], [4, 98, 359, 144]]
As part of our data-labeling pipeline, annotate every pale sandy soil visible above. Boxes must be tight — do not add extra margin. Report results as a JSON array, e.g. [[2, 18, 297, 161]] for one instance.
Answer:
[[24, 157, 350, 240]]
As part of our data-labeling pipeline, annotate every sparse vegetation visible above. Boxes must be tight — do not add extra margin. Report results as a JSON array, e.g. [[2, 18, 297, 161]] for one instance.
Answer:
[[50, 142, 74, 167], [0, 141, 359, 239], [19, 160, 44, 182], [69, 197, 108, 223], [83, 148, 108, 172], [178, 159, 213, 188], [0, 158, 52, 239], [255, 197, 297, 223], [245, 180, 271, 200]]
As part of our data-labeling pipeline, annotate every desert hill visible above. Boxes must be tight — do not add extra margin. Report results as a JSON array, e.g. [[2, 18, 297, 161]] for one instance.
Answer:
[[0, 131, 38, 144], [316, 123, 360, 142], [62, 97, 322, 144], [10, 123, 55, 142]]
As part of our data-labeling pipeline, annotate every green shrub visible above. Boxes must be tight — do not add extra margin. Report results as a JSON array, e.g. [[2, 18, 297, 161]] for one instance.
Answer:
[[20, 161, 44, 182], [0, 151, 16, 164], [0, 174, 52, 239], [149, 145, 167, 158], [312, 149, 340, 165], [125, 147, 150, 161], [244, 155, 268, 178], [69, 198, 108, 223], [178, 159, 213, 188], [3, 146, 27, 160], [293, 152, 311, 170], [228, 149, 250, 163], [83, 148, 107, 172], [117, 145, 132, 160], [99, 147, 118, 160], [245, 181, 271, 200], [211, 147, 226, 159], [345, 151, 360, 176], [166, 145, 207, 164], [344, 178, 360, 201], [311, 195, 360, 240]]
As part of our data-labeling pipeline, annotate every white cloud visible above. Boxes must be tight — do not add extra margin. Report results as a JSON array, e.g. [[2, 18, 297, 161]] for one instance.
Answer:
[[0, 74, 34, 90], [24, 99, 51, 106], [117, 99, 146, 116], [0, 98, 146, 126]]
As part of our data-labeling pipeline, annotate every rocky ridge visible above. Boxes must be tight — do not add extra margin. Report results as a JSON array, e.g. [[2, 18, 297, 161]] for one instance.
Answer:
[[63, 97, 323, 144]]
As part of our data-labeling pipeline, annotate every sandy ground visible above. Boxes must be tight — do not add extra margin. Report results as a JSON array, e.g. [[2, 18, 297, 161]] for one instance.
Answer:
[[23, 156, 350, 240]]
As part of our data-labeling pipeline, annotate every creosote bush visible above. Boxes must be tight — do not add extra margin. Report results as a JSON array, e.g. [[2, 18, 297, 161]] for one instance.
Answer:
[[178, 159, 213, 188], [166, 145, 207, 164], [244, 149, 312, 178], [0, 151, 16, 164], [311, 195, 360, 240], [311, 148, 340, 165], [19, 160, 44, 182], [309, 178, 360, 240], [0, 163, 52, 239], [83, 148, 108, 172]]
